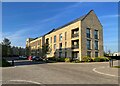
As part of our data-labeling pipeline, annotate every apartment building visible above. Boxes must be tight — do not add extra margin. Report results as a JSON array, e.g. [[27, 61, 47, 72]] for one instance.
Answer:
[[26, 10, 104, 61]]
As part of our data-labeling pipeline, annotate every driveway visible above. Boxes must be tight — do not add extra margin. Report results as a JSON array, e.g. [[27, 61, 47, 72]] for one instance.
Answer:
[[2, 59, 119, 85]]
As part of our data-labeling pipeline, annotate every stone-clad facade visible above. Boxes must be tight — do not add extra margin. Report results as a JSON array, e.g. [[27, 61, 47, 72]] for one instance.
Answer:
[[26, 10, 104, 61]]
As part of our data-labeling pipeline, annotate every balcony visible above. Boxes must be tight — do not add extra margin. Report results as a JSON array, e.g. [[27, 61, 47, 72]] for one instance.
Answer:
[[72, 45, 79, 49], [72, 33, 79, 38], [71, 28, 79, 39]]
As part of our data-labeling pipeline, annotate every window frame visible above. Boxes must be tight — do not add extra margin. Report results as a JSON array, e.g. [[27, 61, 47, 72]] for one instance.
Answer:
[[54, 35, 56, 43], [87, 39, 91, 50], [94, 40, 98, 50], [59, 33, 62, 41], [94, 30, 98, 39], [86, 28, 91, 38], [87, 51, 91, 57]]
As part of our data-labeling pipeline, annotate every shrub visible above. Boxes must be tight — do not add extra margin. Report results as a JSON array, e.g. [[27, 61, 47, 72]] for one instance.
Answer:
[[91, 58, 95, 62], [100, 57, 109, 62], [48, 57, 56, 61], [106, 57, 110, 61], [82, 56, 91, 62], [65, 58, 71, 62], [75, 59, 81, 63], [58, 57, 65, 62], [94, 57, 101, 62]]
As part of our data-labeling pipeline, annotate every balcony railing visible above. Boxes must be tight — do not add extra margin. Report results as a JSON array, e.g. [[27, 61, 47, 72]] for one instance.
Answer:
[[72, 45, 79, 49], [72, 33, 79, 38]]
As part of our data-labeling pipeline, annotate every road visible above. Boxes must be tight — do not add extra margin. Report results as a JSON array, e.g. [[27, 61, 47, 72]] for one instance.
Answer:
[[2, 59, 119, 85]]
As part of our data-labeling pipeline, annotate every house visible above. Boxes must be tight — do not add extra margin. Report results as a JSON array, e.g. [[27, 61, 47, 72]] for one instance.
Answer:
[[26, 10, 104, 61]]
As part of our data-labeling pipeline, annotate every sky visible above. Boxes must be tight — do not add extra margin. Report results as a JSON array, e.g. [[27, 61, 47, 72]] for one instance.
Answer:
[[2, 2, 118, 53]]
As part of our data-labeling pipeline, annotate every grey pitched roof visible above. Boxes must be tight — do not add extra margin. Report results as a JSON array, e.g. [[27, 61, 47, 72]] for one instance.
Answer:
[[33, 14, 86, 40], [31, 10, 95, 40], [54, 15, 86, 32]]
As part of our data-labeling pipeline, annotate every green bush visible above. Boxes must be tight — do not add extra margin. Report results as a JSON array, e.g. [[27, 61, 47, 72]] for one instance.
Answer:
[[93, 57, 110, 62], [75, 59, 81, 63], [82, 56, 91, 62], [48, 57, 56, 61], [57, 57, 65, 62], [65, 58, 71, 62], [100, 57, 109, 62], [91, 58, 95, 62], [100, 57, 106, 62], [94, 57, 101, 62]]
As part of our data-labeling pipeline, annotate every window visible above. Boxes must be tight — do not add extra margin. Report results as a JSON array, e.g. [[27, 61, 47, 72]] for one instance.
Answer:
[[94, 30, 98, 39], [59, 33, 62, 41], [86, 28, 90, 38], [46, 38, 49, 44], [65, 32, 67, 40], [39, 40, 41, 46], [65, 42, 67, 47], [54, 35, 56, 43], [65, 52, 67, 58], [95, 40, 98, 50], [59, 52, 62, 58], [51, 37, 52, 43], [38, 41, 40, 45], [59, 43, 62, 50], [95, 52, 98, 57], [54, 44, 56, 50], [87, 51, 91, 57], [87, 39, 91, 50]]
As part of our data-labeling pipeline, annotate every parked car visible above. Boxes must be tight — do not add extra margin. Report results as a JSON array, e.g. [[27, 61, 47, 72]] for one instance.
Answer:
[[32, 56, 43, 61], [19, 56, 27, 60], [28, 56, 32, 60]]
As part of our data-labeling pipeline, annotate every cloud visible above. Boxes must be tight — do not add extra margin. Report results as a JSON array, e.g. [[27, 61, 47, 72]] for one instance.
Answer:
[[2, 28, 32, 47], [35, 3, 83, 24], [99, 14, 118, 19]]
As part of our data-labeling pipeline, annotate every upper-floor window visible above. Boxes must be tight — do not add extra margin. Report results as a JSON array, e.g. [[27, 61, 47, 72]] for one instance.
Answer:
[[86, 28, 90, 38], [46, 38, 49, 44], [65, 32, 67, 40], [59, 33, 62, 41], [87, 39, 91, 50], [95, 40, 98, 50], [65, 42, 67, 48], [54, 44, 56, 50], [51, 37, 52, 43], [54, 35, 56, 43], [94, 30, 98, 39], [59, 43, 62, 49]]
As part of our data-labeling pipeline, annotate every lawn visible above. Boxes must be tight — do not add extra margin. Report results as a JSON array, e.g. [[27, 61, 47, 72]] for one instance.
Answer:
[[113, 66, 120, 68]]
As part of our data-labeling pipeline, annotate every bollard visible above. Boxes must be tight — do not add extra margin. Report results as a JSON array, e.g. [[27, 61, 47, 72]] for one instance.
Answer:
[[109, 60, 111, 67], [109, 59, 113, 67], [12, 60, 14, 66], [111, 59, 113, 67]]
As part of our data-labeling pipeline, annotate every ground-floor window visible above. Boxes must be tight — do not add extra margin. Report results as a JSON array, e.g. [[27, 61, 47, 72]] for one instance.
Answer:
[[65, 52, 67, 58], [87, 51, 91, 57], [95, 52, 98, 57], [72, 52, 79, 59], [59, 52, 62, 58]]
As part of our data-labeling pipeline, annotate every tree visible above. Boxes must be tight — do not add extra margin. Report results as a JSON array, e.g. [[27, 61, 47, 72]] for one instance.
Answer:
[[2, 38, 11, 57], [41, 43, 51, 58], [26, 46, 30, 56], [2, 38, 11, 46]]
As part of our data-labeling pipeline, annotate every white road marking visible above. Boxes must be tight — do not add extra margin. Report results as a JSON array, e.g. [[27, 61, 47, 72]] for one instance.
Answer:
[[2, 66, 16, 69], [93, 67, 120, 77], [9, 80, 41, 84]]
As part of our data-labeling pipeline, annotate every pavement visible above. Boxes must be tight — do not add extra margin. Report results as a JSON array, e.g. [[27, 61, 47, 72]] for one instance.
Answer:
[[1, 59, 119, 85]]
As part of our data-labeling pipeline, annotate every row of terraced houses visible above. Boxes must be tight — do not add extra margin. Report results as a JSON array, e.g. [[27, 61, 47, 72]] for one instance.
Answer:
[[26, 10, 104, 61]]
